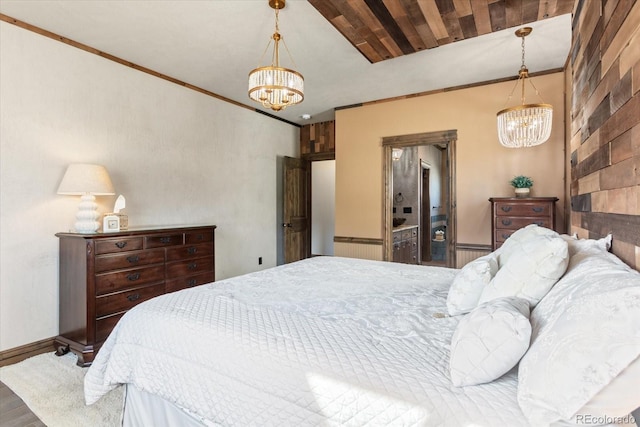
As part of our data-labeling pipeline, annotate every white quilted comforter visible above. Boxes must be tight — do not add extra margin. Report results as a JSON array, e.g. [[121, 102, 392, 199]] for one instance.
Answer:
[[85, 256, 529, 426]]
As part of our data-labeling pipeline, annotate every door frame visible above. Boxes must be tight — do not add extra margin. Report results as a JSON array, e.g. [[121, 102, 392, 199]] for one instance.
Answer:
[[382, 130, 457, 268], [420, 161, 432, 262]]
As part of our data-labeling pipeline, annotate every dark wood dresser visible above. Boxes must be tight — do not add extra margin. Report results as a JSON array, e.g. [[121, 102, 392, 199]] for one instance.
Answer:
[[54, 225, 216, 366], [489, 198, 558, 250], [392, 225, 418, 264]]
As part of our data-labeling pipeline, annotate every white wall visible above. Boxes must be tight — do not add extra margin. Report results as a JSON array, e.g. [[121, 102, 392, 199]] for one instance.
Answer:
[[311, 160, 335, 255], [0, 22, 299, 351]]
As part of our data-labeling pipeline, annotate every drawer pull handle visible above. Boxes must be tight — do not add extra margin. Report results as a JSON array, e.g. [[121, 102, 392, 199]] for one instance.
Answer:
[[188, 263, 197, 270], [196, 234, 204, 241], [501, 219, 512, 226], [127, 293, 140, 302], [502, 233, 511, 239], [501, 206, 512, 212], [535, 221, 544, 226], [188, 279, 197, 286], [532, 207, 544, 213], [160, 237, 172, 244], [187, 247, 197, 254], [127, 273, 140, 281], [126, 255, 139, 264], [115, 241, 127, 249]]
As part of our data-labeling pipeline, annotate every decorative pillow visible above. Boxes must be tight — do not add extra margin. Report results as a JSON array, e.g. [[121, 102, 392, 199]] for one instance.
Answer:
[[568, 355, 640, 425], [446, 253, 499, 316], [560, 233, 612, 256], [518, 249, 640, 426], [498, 224, 559, 267], [449, 296, 531, 387], [478, 234, 569, 307]]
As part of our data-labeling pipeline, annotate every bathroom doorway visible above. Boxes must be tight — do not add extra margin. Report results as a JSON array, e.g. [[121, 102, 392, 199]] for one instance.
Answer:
[[382, 130, 457, 268]]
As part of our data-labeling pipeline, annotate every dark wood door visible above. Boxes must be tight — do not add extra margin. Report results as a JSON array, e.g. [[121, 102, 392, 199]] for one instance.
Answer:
[[283, 156, 311, 263]]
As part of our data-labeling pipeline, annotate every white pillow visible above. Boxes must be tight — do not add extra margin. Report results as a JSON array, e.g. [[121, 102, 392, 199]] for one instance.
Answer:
[[446, 253, 499, 316], [568, 355, 640, 425], [449, 296, 531, 387], [560, 233, 612, 256], [498, 224, 559, 267], [479, 234, 569, 307], [518, 250, 640, 426]]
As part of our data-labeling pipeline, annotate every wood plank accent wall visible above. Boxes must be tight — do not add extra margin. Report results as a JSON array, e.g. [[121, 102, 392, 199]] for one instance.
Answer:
[[300, 121, 335, 157], [309, 0, 573, 63], [570, 0, 640, 269]]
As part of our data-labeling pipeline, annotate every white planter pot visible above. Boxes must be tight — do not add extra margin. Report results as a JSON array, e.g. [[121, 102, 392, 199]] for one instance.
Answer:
[[515, 188, 530, 198]]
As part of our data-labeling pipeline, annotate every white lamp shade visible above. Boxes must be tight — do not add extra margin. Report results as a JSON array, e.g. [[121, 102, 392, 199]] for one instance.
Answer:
[[57, 164, 115, 233], [57, 164, 115, 195]]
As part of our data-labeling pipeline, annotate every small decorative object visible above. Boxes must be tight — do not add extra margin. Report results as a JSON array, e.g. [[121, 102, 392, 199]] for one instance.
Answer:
[[103, 195, 128, 232], [510, 175, 533, 198], [113, 194, 128, 230], [103, 214, 120, 232], [435, 230, 445, 241], [57, 164, 115, 233]]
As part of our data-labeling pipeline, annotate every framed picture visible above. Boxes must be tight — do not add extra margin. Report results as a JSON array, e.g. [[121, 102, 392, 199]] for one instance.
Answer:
[[103, 214, 120, 233]]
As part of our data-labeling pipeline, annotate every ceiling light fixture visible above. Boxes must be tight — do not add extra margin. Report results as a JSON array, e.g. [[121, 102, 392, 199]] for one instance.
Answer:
[[248, 0, 303, 112], [497, 27, 553, 148]]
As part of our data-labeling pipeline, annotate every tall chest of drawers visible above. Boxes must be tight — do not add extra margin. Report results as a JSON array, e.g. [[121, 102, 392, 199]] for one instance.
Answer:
[[55, 225, 216, 366], [489, 198, 558, 250]]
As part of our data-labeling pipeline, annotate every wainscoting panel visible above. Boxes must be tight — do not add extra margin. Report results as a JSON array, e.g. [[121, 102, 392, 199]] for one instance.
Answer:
[[334, 237, 383, 261], [455, 244, 492, 268]]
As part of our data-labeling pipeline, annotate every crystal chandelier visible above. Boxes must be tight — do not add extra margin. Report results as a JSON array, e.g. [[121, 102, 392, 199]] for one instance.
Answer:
[[497, 27, 553, 148], [248, 0, 303, 112]]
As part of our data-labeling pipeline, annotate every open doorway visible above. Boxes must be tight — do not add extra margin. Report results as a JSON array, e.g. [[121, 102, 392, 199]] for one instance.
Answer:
[[421, 162, 432, 263], [311, 160, 335, 256], [382, 130, 457, 268]]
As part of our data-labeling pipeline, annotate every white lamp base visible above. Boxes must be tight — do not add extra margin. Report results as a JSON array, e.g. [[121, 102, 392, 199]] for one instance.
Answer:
[[74, 194, 100, 233]]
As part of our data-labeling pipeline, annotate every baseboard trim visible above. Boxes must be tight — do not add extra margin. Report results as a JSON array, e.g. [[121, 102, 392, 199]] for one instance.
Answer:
[[0, 337, 55, 367], [456, 243, 492, 251], [333, 236, 383, 245]]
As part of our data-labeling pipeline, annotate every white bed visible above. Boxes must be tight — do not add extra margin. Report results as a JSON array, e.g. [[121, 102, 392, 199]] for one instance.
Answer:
[[84, 229, 640, 427]]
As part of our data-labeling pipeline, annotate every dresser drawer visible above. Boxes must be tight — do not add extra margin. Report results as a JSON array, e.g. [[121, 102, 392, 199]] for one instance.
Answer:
[[95, 237, 144, 255], [185, 230, 213, 244], [95, 265, 165, 295], [494, 202, 551, 217], [495, 230, 515, 244], [494, 216, 551, 230], [166, 256, 213, 279], [166, 242, 213, 262], [145, 233, 184, 248], [95, 249, 165, 273], [95, 312, 125, 342], [165, 271, 215, 293], [95, 283, 165, 318]]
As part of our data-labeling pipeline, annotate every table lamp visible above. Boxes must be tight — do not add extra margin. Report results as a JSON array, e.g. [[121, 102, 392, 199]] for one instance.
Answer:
[[57, 163, 115, 233]]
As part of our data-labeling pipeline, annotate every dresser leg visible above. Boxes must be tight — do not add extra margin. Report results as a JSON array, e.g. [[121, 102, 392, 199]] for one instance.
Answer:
[[55, 343, 70, 357]]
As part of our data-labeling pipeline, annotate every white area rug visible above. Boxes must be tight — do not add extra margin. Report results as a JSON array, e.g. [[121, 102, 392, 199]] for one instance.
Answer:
[[0, 352, 123, 427]]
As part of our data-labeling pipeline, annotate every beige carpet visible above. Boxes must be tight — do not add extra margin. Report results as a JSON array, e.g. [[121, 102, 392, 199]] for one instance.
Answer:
[[0, 352, 123, 427]]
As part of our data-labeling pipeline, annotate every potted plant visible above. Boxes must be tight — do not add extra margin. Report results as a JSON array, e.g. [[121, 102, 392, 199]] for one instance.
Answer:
[[510, 175, 533, 198]]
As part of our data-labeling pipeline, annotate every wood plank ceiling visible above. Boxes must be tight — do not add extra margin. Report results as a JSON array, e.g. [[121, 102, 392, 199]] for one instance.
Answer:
[[308, 0, 575, 63]]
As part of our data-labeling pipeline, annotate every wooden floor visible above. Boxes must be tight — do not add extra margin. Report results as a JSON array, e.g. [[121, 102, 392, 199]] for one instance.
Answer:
[[0, 382, 45, 427]]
